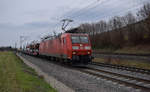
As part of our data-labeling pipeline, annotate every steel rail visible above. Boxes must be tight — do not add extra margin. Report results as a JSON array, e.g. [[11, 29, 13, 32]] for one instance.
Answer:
[[91, 62, 150, 75], [79, 68, 150, 92]]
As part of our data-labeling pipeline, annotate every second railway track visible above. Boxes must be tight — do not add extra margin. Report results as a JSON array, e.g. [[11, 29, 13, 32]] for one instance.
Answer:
[[78, 66, 150, 92], [91, 62, 150, 75]]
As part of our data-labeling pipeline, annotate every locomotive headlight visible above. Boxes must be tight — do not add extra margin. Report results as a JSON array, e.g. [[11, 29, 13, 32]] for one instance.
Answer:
[[87, 52, 90, 54], [72, 46, 79, 50], [85, 46, 91, 50], [72, 52, 76, 54]]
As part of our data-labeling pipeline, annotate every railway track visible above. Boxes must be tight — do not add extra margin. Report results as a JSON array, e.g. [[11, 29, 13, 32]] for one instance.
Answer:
[[79, 67, 150, 92], [91, 62, 150, 75], [22, 53, 150, 92]]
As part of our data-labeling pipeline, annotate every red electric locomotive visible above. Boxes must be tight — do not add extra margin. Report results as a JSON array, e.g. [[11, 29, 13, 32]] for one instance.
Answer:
[[39, 33, 92, 65]]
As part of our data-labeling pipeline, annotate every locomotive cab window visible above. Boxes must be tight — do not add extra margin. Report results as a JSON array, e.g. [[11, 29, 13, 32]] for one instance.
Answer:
[[71, 35, 89, 44], [71, 36, 80, 44], [80, 36, 88, 43]]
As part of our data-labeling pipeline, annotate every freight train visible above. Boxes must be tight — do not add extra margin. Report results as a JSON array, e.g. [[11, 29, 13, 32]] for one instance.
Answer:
[[23, 30, 93, 65]]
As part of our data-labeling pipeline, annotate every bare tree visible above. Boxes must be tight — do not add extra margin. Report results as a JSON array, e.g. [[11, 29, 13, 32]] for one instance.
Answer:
[[68, 3, 150, 49], [137, 3, 150, 19]]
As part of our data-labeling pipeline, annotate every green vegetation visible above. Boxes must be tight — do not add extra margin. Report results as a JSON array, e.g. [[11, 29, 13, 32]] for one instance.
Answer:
[[0, 51, 56, 92], [93, 58, 150, 70]]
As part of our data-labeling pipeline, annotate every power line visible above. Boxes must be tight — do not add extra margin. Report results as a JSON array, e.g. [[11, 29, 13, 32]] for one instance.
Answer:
[[65, 0, 100, 18], [51, 0, 109, 30], [52, 1, 97, 22], [94, 5, 143, 22], [51, 0, 106, 30], [70, 0, 146, 23], [49, 0, 148, 32], [33, 0, 148, 43], [66, 0, 110, 19], [70, 0, 134, 19]]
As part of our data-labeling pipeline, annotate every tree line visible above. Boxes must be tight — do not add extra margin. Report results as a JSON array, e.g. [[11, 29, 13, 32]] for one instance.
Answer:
[[76, 3, 150, 49]]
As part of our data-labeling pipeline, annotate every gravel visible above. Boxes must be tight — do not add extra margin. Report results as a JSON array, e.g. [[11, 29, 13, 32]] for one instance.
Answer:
[[17, 53, 74, 92], [20, 53, 143, 92]]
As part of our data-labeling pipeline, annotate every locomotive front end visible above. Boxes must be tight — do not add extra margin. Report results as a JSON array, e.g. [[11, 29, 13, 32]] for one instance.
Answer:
[[71, 34, 92, 64]]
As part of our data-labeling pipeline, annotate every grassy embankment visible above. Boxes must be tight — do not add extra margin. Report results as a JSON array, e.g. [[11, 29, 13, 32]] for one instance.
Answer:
[[93, 45, 150, 70], [0, 51, 56, 92]]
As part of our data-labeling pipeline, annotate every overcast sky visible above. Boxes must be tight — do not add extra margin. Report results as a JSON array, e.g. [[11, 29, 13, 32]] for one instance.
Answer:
[[0, 0, 149, 47]]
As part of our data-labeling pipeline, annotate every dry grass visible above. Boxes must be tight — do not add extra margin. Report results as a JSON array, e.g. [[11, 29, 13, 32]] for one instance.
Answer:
[[93, 57, 150, 70], [93, 44, 150, 54], [115, 45, 150, 54]]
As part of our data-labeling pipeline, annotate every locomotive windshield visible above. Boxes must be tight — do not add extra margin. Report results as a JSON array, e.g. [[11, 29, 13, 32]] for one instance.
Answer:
[[71, 36, 89, 44], [71, 36, 80, 43]]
